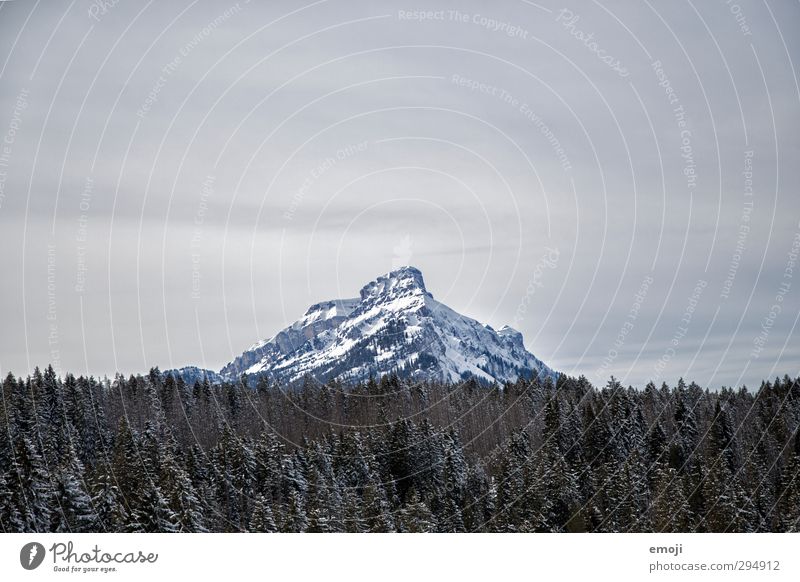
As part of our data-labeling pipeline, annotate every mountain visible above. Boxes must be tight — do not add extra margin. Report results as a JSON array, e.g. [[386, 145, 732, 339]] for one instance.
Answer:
[[185, 266, 553, 386], [164, 366, 223, 386]]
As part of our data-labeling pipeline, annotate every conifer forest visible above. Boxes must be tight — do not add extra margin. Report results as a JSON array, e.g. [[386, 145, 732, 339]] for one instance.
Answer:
[[2, 366, 799, 533]]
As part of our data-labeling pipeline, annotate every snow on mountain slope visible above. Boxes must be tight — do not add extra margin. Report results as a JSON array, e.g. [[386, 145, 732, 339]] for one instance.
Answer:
[[163, 366, 224, 386], [220, 298, 358, 379], [219, 266, 554, 385]]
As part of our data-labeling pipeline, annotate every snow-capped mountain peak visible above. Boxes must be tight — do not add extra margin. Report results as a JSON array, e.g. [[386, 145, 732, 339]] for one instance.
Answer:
[[208, 266, 554, 386], [359, 265, 431, 301]]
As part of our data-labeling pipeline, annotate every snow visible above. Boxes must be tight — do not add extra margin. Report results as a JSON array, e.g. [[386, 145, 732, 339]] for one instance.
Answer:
[[292, 298, 359, 330], [219, 266, 555, 384]]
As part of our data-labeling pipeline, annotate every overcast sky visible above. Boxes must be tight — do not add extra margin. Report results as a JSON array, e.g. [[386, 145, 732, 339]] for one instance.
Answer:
[[0, 0, 798, 388]]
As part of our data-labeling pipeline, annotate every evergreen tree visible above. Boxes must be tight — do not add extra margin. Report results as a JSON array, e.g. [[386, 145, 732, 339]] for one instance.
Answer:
[[397, 488, 435, 532], [362, 477, 395, 532], [249, 495, 277, 532], [111, 419, 144, 507], [462, 462, 491, 532], [607, 451, 650, 532], [777, 431, 800, 532], [282, 489, 308, 533], [90, 466, 128, 532], [52, 449, 95, 533], [12, 435, 54, 532], [341, 486, 368, 533], [137, 483, 178, 533], [161, 452, 207, 532], [648, 463, 692, 532], [495, 431, 533, 531], [702, 402, 753, 532], [439, 497, 466, 533], [305, 465, 332, 533], [0, 471, 23, 532]]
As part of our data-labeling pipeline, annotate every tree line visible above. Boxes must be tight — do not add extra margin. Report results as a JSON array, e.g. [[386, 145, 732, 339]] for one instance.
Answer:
[[1, 366, 799, 532]]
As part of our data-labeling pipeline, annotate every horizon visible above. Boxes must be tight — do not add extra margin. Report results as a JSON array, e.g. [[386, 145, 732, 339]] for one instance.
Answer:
[[7, 360, 800, 393]]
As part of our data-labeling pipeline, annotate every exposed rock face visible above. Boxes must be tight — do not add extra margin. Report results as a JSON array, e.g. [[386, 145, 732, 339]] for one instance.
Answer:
[[212, 266, 554, 385]]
